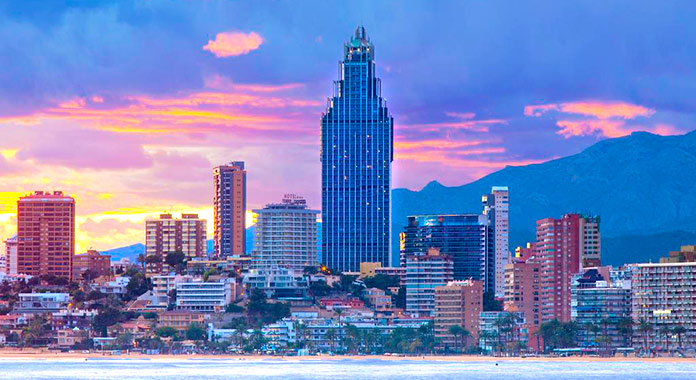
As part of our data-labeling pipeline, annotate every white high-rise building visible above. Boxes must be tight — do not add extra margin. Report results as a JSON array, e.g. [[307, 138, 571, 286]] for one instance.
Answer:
[[482, 186, 509, 297], [252, 194, 319, 271], [3, 235, 17, 275]]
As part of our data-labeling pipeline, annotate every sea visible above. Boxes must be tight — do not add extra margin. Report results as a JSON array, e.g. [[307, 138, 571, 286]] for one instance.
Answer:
[[2, 359, 696, 379]]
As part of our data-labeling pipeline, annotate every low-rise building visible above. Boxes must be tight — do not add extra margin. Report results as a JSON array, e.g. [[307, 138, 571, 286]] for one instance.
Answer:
[[363, 288, 392, 310], [243, 266, 308, 299], [175, 279, 236, 313], [158, 311, 206, 331], [151, 274, 194, 308], [319, 297, 365, 310], [56, 327, 83, 348], [15, 293, 71, 314], [72, 249, 111, 280]]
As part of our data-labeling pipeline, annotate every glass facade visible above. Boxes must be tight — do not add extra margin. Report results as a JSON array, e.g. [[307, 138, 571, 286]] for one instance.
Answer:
[[321, 27, 394, 272], [401, 214, 490, 288]]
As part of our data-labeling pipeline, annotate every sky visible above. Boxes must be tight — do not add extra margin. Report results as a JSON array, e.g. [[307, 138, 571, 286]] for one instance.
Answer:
[[1, 0, 696, 252]]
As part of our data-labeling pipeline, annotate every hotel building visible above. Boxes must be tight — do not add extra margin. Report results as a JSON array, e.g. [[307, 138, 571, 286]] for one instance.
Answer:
[[631, 246, 696, 349], [252, 194, 319, 271]]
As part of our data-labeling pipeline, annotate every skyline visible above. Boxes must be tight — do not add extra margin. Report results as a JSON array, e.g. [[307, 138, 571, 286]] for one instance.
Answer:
[[2, 1, 696, 252]]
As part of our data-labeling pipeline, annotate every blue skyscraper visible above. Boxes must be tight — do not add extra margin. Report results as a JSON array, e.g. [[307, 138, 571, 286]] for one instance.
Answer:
[[321, 26, 394, 272]]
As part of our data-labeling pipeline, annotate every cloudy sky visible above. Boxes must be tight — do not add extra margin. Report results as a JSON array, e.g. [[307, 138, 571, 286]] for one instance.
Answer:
[[1, 1, 695, 252]]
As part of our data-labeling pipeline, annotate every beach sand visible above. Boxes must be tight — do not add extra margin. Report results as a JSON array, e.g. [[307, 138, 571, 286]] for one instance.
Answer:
[[0, 348, 693, 362]]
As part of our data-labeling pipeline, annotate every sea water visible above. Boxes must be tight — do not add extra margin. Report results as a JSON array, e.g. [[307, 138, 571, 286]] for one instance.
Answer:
[[2, 359, 696, 380]]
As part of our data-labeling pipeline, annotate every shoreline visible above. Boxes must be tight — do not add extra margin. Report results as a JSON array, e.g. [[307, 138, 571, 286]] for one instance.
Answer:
[[0, 349, 694, 363]]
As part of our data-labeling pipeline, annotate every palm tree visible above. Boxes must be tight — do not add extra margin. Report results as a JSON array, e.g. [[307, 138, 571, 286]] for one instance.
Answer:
[[637, 318, 653, 356], [136, 253, 146, 273], [599, 318, 613, 353], [672, 326, 687, 352], [617, 318, 634, 348], [449, 325, 464, 353]]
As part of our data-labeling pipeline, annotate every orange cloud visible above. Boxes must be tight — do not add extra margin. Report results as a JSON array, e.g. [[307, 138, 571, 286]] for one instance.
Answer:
[[203, 31, 263, 57], [525, 100, 655, 120], [556, 119, 626, 138], [556, 120, 679, 138]]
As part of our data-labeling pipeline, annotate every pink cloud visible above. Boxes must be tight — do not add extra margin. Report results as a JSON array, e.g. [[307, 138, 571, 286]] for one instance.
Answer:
[[525, 100, 679, 138], [556, 119, 680, 139], [203, 31, 263, 58], [526, 101, 655, 120]]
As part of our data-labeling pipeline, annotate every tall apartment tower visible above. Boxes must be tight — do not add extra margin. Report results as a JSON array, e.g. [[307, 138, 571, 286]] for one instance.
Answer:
[[213, 162, 246, 258], [434, 280, 484, 350], [252, 194, 320, 272], [320, 26, 394, 272], [534, 213, 601, 322], [482, 186, 509, 298], [16, 191, 75, 280], [405, 247, 454, 316], [145, 213, 207, 272]]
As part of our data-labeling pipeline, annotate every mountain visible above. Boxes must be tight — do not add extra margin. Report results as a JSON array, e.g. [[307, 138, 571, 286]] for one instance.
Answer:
[[102, 243, 145, 261], [391, 131, 696, 265]]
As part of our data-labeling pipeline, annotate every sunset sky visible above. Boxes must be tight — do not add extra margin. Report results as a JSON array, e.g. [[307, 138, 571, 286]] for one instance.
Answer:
[[1, 1, 695, 252]]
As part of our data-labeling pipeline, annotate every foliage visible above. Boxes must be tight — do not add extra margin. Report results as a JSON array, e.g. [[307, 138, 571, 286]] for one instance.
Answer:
[[308, 281, 332, 297], [394, 286, 406, 309], [536, 319, 578, 351], [362, 274, 400, 290], [246, 289, 291, 326], [483, 291, 503, 312], [165, 250, 187, 273], [92, 307, 125, 337], [156, 326, 178, 338], [186, 324, 207, 341], [225, 303, 245, 313], [125, 273, 152, 300]]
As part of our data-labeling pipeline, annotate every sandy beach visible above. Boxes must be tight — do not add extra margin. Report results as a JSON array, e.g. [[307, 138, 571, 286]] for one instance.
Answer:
[[0, 348, 693, 363]]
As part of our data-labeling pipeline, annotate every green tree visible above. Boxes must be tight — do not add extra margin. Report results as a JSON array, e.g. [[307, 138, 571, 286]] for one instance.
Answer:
[[362, 274, 400, 290], [483, 292, 503, 312], [136, 253, 147, 273], [165, 250, 187, 273], [449, 325, 465, 353], [637, 318, 653, 355], [309, 281, 332, 297], [156, 327, 178, 338], [125, 273, 152, 300], [92, 307, 124, 337], [186, 324, 207, 341], [672, 325, 687, 351], [617, 317, 634, 347]]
